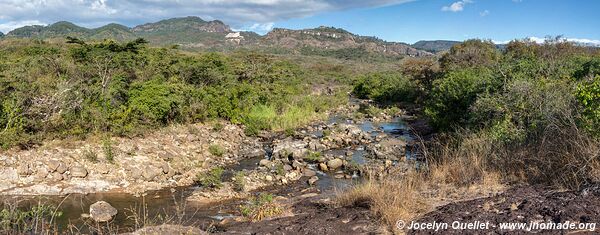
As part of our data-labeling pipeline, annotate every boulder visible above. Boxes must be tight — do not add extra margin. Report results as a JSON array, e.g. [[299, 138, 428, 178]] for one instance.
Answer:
[[303, 169, 317, 177], [142, 166, 162, 181], [259, 159, 272, 167], [56, 163, 68, 174], [308, 176, 319, 185], [16, 165, 31, 176], [319, 163, 328, 171], [326, 158, 343, 170], [70, 166, 88, 178], [47, 160, 60, 172], [89, 201, 117, 222]]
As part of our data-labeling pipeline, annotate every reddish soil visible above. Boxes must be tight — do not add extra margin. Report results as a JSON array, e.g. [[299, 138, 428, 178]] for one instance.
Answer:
[[409, 184, 600, 235]]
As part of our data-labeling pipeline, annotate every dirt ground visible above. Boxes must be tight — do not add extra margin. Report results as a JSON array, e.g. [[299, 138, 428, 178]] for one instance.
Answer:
[[409, 184, 600, 235]]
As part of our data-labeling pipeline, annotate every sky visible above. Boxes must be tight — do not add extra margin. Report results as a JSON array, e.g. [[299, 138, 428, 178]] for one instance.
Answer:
[[0, 0, 598, 44]]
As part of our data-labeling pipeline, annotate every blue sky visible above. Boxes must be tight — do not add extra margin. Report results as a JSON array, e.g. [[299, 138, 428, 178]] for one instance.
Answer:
[[275, 0, 600, 43], [0, 0, 598, 44]]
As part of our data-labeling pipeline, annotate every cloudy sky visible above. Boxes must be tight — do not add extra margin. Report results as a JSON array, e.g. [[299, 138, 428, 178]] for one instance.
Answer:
[[0, 0, 598, 43]]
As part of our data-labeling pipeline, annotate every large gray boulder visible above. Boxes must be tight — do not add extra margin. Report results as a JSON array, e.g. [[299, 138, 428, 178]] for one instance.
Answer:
[[89, 201, 117, 222]]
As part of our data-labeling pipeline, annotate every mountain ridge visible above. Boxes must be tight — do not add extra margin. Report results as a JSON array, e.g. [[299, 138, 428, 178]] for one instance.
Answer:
[[2, 17, 432, 57]]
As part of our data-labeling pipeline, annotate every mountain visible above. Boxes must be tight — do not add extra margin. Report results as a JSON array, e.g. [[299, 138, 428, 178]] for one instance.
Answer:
[[263, 26, 431, 57], [0, 31, 4, 38], [3, 17, 431, 58], [412, 40, 461, 53]]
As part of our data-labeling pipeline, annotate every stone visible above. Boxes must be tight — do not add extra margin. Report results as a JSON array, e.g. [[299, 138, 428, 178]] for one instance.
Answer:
[[50, 172, 63, 181], [143, 166, 162, 181], [0, 168, 18, 181], [327, 158, 343, 170], [70, 166, 88, 178], [303, 169, 317, 177], [89, 201, 118, 222], [308, 176, 319, 185], [259, 159, 271, 167], [319, 163, 328, 171], [35, 167, 49, 179], [265, 175, 273, 182], [47, 160, 60, 172], [56, 163, 68, 174], [283, 164, 293, 171], [161, 163, 170, 174], [292, 160, 303, 169], [16, 165, 31, 176], [96, 164, 110, 174]]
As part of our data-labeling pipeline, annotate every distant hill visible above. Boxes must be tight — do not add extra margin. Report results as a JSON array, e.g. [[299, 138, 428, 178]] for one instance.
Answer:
[[3, 17, 431, 58], [412, 40, 461, 53], [263, 26, 431, 57]]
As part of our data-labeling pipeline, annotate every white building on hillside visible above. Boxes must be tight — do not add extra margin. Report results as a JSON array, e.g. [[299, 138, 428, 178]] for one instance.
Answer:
[[225, 32, 244, 44]]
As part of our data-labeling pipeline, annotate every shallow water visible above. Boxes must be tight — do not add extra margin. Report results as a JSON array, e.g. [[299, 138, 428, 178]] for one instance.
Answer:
[[3, 100, 418, 233]]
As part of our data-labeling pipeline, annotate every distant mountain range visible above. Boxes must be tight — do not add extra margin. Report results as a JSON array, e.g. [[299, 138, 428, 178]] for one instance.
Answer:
[[0, 16, 433, 57], [411, 40, 461, 53]]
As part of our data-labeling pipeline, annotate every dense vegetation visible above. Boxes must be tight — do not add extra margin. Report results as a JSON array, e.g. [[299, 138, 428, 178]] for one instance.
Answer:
[[0, 38, 349, 148], [354, 38, 600, 188]]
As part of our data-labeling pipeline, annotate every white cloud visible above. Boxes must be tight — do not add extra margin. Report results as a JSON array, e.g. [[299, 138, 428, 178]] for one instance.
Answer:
[[493, 37, 600, 46], [479, 10, 489, 16], [0, 20, 47, 33], [0, 0, 415, 33], [441, 0, 472, 12], [232, 22, 275, 34]]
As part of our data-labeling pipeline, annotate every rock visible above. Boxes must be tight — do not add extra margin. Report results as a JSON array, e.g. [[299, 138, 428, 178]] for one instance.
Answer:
[[96, 164, 110, 174], [16, 165, 32, 176], [143, 166, 162, 181], [50, 172, 63, 181], [0, 168, 18, 181], [303, 169, 317, 177], [124, 224, 207, 235], [292, 160, 303, 169], [283, 164, 293, 171], [265, 175, 273, 182], [35, 167, 49, 179], [70, 166, 88, 178], [334, 174, 345, 179], [308, 176, 319, 185], [47, 160, 60, 172], [161, 163, 170, 174], [259, 159, 271, 167], [56, 163, 68, 174], [345, 151, 353, 156], [89, 201, 118, 222], [327, 158, 343, 170], [273, 140, 307, 158], [319, 163, 328, 171]]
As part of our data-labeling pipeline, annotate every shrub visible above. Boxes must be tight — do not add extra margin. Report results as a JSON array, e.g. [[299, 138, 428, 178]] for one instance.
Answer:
[[102, 138, 115, 163], [128, 79, 184, 125], [304, 151, 323, 163], [84, 149, 98, 163], [239, 193, 283, 221], [353, 72, 419, 104], [208, 144, 225, 157], [576, 75, 600, 137], [197, 167, 224, 189], [425, 68, 500, 129], [233, 171, 246, 192]]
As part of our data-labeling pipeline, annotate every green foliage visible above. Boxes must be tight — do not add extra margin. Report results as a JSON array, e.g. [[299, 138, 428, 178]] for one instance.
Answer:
[[239, 193, 283, 221], [576, 75, 600, 137], [425, 68, 500, 129], [0, 39, 348, 148], [233, 171, 246, 192], [0, 204, 62, 233], [197, 167, 224, 189], [352, 72, 418, 103], [102, 138, 115, 163], [84, 149, 99, 163], [304, 151, 323, 163], [208, 144, 225, 157]]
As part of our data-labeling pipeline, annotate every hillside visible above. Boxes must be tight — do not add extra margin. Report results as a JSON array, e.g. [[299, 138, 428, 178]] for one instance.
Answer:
[[2, 17, 431, 58], [412, 40, 461, 53], [263, 27, 431, 57]]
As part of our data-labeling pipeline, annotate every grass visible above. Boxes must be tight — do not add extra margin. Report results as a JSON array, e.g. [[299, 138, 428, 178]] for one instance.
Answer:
[[83, 149, 98, 163], [233, 171, 246, 192], [102, 138, 115, 163], [208, 144, 225, 157], [304, 151, 323, 163], [197, 167, 224, 189], [239, 193, 284, 221], [0, 200, 63, 234]]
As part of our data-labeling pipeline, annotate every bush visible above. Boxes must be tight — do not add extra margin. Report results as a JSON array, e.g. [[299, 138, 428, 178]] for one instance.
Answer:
[[197, 167, 224, 189], [208, 144, 225, 157], [239, 193, 283, 221], [425, 68, 500, 129], [576, 75, 600, 137], [352, 72, 419, 103]]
